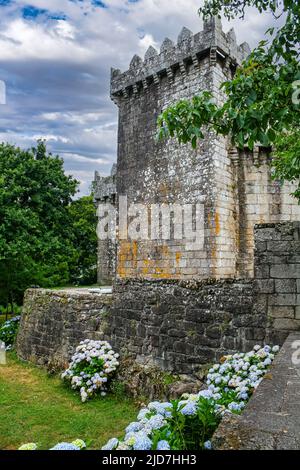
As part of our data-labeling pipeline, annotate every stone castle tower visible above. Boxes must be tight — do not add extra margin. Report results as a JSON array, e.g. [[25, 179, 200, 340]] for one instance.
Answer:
[[95, 18, 300, 284], [16, 19, 300, 375]]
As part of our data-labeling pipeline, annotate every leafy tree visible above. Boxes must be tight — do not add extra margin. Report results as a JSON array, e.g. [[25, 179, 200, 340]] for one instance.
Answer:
[[272, 129, 300, 199], [158, 1, 300, 196], [68, 195, 98, 286], [0, 141, 79, 309]]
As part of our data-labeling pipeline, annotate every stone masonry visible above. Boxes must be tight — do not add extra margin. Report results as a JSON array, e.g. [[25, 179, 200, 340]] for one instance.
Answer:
[[110, 278, 256, 374], [94, 165, 117, 284], [17, 288, 112, 368], [106, 223, 300, 374], [16, 223, 300, 375], [254, 222, 300, 346], [96, 17, 300, 282]]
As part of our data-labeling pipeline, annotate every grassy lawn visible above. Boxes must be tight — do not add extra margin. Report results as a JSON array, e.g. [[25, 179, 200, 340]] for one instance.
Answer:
[[0, 353, 138, 450], [0, 314, 14, 325]]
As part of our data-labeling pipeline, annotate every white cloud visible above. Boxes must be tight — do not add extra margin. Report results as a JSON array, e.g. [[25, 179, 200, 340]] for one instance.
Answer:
[[0, 0, 278, 194], [32, 134, 70, 143]]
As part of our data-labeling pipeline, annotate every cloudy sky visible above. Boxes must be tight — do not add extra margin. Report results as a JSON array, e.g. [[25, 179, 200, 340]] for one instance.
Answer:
[[0, 0, 277, 195]]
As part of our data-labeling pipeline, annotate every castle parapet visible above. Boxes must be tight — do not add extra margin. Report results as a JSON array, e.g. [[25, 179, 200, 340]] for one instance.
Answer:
[[110, 17, 250, 101], [93, 164, 117, 204]]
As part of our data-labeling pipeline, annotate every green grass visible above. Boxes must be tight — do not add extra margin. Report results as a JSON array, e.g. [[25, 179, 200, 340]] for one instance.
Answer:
[[0, 314, 15, 325], [0, 353, 138, 450]]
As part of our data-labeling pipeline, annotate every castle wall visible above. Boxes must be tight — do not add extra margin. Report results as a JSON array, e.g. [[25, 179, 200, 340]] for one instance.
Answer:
[[97, 239, 116, 285], [254, 222, 300, 346], [112, 20, 240, 280], [110, 19, 300, 282], [16, 288, 112, 368], [108, 223, 300, 375], [17, 223, 300, 376], [94, 167, 117, 284], [233, 150, 300, 277], [110, 278, 256, 374]]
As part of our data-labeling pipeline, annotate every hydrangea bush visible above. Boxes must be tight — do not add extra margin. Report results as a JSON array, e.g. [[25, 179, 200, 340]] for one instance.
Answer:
[[18, 439, 86, 451], [0, 316, 21, 350], [102, 344, 280, 450], [18, 443, 38, 451], [61, 340, 119, 402]]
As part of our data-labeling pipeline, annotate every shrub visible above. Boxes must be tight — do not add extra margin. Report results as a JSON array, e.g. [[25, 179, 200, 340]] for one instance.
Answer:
[[61, 339, 119, 402], [101, 344, 280, 450], [18, 443, 38, 451], [18, 439, 86, 451], [0, 316, 21, 350]]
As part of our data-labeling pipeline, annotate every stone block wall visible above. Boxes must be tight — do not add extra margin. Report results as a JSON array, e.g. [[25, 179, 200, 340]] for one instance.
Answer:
[[109, 278, 257, 375], [108, 17, 300, 282], [107, 222, 300, 375], [254, 222, 300, 346], [16, 223, 300, 379], [111, 18, 249, 281], [114, 58, 225, 280], [16, 288, 112, 368], [94, 166, 117, 284], [233, 150, 300, 278]]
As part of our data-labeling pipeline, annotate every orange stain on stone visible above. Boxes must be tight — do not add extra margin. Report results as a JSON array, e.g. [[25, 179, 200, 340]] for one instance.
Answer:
[[175, 252, 182, 265], [117, 241, 179, 279], [215, 210, 221, 236]]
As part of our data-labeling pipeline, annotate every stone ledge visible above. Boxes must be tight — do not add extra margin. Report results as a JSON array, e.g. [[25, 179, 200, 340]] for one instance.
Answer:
[[212, 332, 300, 450], [25, 287, 113, 300]]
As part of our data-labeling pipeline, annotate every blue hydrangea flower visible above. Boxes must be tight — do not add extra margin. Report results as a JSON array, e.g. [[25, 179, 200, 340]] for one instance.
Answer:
[[50, 442, 80, 450], [148, 401, 172, 416], [132, 432, 152, 451], [181, 401, 197, 416], [125, 422, 143, 434], [204, 440, 212, 450], [137, 408, 150, 421], [156, 440, 171, 450], [228, 402, 242, 412], [98, 343, 278, 452], [147, 415, 165, 430], [101, 438, 119, 450], [213, 393, 222, 401], [199, 389, 213, 399], [263, 358, 272, 366]]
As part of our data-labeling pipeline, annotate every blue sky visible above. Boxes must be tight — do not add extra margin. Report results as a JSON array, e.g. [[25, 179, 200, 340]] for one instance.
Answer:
[[0, 0, 277, 194]]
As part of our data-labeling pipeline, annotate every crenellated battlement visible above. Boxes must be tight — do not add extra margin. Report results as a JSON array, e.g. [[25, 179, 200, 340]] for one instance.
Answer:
[[110, 17, 251, 102]]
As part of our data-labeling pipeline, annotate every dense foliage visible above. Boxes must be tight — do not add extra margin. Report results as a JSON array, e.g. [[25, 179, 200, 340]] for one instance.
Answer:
[[158, 1, 300, 196], [61, 340, 119, 402], [272, 129, 300, 199], [102, 344, 279, 450], [0, 315, 20, 349], [68, 195, 98, 286], [0, 142, 98, 309]]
